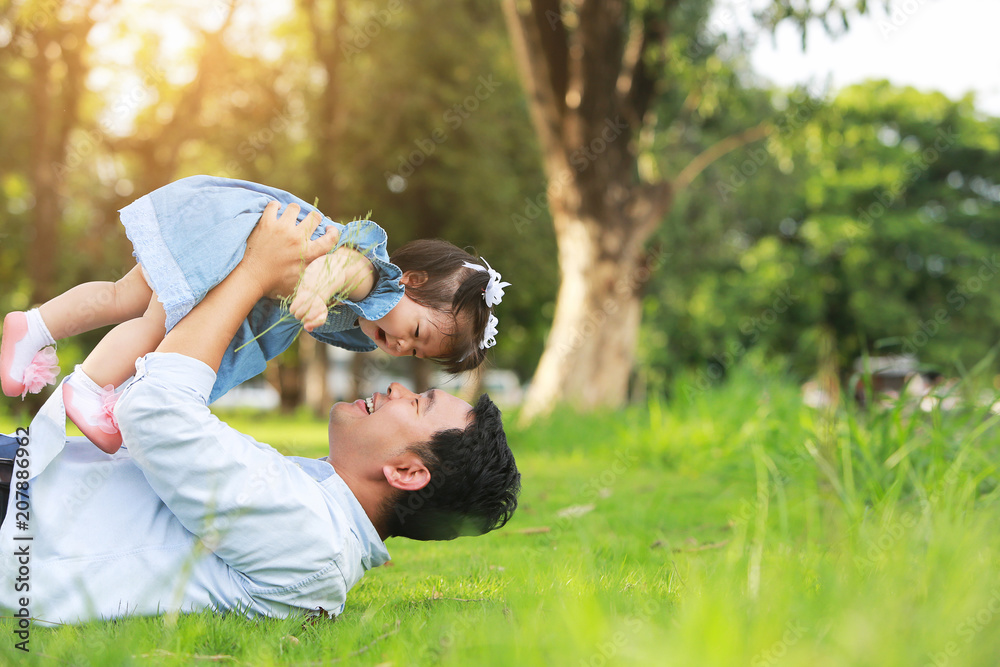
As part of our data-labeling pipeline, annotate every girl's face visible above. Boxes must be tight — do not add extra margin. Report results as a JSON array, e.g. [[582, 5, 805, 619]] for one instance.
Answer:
[[358, 293, 453, 359]]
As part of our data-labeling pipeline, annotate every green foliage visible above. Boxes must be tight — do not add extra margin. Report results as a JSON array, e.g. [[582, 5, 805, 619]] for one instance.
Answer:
[[3, 365, 1000, 665], [0, 0, 552, 384], [645, 81, 1000, 391]]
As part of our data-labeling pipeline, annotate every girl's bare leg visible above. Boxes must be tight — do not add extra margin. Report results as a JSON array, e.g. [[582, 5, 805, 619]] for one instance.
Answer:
[[66, 294, 167, 454], [2, 266, 154, 397], [81, 292, 167, 389], [39, 264, 153, 340]]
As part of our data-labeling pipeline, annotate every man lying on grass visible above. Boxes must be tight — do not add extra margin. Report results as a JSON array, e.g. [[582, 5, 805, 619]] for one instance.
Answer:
[[0, 204, 520, 624]]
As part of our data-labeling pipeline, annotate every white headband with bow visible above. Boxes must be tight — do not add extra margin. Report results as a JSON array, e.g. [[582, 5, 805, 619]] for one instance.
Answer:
[[462, 258, 510, 349]]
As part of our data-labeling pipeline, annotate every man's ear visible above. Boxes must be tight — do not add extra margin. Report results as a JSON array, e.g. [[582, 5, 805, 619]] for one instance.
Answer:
[[382, 453, 431, 492], [400, 271, 429, 288]]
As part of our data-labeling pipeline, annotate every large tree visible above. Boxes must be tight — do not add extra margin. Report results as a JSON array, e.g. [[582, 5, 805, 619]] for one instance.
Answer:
[[501, 0, 870, 420], [1, 0, 111, 304]]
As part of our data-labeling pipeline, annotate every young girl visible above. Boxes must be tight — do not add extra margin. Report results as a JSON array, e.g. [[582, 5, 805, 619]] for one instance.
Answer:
[[0, 175, 510, 452]]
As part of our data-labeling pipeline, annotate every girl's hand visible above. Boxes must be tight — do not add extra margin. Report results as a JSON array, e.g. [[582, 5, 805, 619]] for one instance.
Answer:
[[290, 257, 336, 332], [242, 202, 338, 298]]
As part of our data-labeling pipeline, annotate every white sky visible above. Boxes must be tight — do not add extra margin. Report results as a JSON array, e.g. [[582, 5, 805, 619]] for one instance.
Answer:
[[726, 0, 1000, 115], [76, 0, 1000, 135]]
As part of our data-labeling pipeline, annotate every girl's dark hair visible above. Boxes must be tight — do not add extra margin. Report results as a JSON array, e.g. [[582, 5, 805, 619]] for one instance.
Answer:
[[390, 239, 497, 373]]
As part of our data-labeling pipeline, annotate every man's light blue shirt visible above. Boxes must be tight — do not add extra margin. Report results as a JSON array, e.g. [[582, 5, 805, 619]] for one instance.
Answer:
[[0, 353, 390, 624]]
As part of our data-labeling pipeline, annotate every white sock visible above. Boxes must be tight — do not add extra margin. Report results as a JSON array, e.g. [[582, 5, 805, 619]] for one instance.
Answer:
[[67, 365, 102, 395], [64, 366, 121, 437], [4, 308, 57, 384], [27, 308, 56, 346]]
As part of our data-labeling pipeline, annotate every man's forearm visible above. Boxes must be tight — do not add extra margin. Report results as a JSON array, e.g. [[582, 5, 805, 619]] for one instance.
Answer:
[[156, 264, 266, 372]]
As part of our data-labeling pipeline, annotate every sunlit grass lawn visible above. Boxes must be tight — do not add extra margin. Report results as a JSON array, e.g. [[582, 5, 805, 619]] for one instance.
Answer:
[[3, 364, 1000, 666]]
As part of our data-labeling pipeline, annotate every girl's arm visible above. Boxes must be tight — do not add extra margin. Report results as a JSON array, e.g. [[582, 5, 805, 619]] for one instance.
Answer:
[[289, 244, 377, 332]]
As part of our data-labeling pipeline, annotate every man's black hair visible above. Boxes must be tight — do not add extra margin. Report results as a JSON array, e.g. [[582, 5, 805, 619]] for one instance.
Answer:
[[383, 393, 520, 540]]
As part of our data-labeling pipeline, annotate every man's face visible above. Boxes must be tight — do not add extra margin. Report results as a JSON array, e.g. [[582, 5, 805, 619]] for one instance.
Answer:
[[358, 294, 452, 360], [327, 382, 472, 476]]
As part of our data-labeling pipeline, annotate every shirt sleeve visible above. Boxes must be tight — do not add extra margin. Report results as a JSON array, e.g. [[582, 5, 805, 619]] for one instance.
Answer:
[[308, 326, 377, 352], [114, 352, 352, 603]]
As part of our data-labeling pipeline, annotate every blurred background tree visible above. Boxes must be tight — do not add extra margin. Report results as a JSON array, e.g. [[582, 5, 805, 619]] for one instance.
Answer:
[[0, 0, 997, 417], [642, 81, 1000, 397], [500, 0, 906, 420]]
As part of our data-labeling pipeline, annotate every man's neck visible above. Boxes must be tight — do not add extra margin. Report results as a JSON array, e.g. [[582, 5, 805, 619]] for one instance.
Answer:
[[325, 460, 390, 541]]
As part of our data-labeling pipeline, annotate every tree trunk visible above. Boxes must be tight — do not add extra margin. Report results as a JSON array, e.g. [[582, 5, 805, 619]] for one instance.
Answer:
[[503, 1, 774, 421], [26, 26, 63, 306], [519, 209, 661, 420], [18, 7, 96, 412], [350, 353, 368, 401], [300, 334, 331, 416], [276, 362, 303, 414], [502, 0, 674, 421], [289, 0, 348, 411], [458, 369, 484, 404], [411, 357, 432, 393], [268, 345, 303, 413], [23, 51, 57, 415]]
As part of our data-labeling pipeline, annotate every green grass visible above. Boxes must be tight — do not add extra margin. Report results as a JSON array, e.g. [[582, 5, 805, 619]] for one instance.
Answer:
[[3, 365, 1000, 665]]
